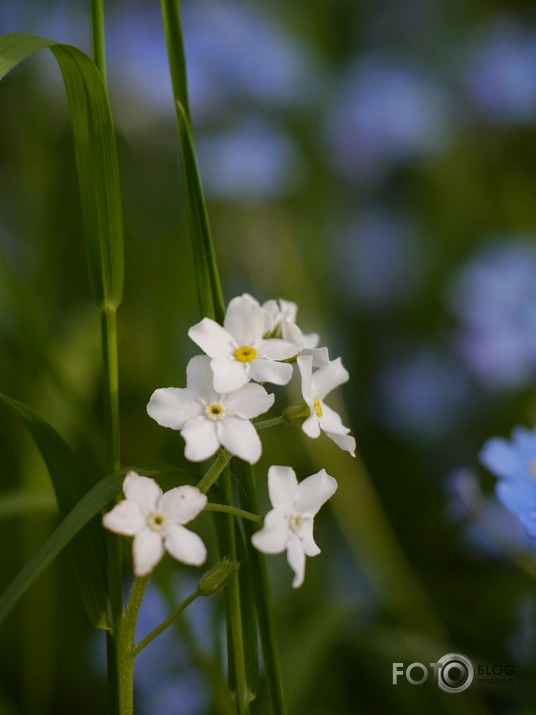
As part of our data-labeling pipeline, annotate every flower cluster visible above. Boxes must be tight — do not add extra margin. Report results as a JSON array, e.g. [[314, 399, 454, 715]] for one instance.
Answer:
[[103, 294, 355, 586]]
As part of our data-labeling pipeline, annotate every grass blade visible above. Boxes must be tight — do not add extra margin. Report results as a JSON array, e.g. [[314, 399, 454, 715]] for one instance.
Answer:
[[0, 461, 180, 628], [0, 32, 124, 310], [0, 394, 108, 626]]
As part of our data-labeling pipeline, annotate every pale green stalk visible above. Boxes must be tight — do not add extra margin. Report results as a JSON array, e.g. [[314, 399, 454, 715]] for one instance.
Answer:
[[89, 0, 107, 79]]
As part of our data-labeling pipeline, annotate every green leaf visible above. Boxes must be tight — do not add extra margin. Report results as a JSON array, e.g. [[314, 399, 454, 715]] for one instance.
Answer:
[[0, 394, 108, 627], [0, 491, 57, 521], [0, 32, 124, 310], [0, 461, 181, 628]]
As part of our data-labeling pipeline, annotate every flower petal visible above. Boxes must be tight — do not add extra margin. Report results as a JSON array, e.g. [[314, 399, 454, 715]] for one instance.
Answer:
[[297, 355, 314, 400], [479, 437, 519, 479], [298, 518, 321, 557], [286, 535, 306, 588], [248, 358, 293, 386], [102, 500, 145, 536], [147, 387, 202, 430], [326, 430, 356, 456], [186, 354, 219, 401], [312, 358, 349, 399], [258, 338, 299, 360], [159, 484, 207, 524], [133, 529, 165, 576], [319, 406, 352, 439], [211, 356, 250, 393], [295, 469, 338, 516], [267, 465, 298, 510], [224, 383, 274, 419], [164, 523, 207, 566], [251, 510, 289, 554], [224, 295, 271, 344], [302, 413, 321, 438], [189, 317, 234, 358], [123, 472, 162, 512], [181, 418, 221, 462], [218, 416, 262, 464]]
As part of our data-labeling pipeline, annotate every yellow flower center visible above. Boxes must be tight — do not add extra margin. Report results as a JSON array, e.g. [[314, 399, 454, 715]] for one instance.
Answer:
[[289, 513, 303, 532], [205, 403, 226, 421], [234, 345, 257, 362], [313, 398, 323, 417], [147, 511, 167, 531]]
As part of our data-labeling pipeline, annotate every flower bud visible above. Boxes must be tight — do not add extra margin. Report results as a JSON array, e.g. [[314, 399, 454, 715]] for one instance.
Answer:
[[198, 558, 240, 597], [283, 402, 311, 425]]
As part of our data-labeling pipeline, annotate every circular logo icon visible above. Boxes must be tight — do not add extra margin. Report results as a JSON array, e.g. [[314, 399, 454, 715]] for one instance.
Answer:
[[436, 653, 474, 693]]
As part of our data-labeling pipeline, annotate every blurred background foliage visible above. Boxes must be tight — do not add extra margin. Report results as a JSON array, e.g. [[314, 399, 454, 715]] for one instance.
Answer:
[[2, 0, 536, 713]]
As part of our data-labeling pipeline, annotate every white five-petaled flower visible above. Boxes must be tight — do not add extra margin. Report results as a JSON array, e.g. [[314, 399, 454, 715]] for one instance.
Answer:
[[147, 355, 274, 464], [102, 471, 207, 576], [251, 465, 338, 588], [188, 294, 298, 393], [297, 355, 356, 456]]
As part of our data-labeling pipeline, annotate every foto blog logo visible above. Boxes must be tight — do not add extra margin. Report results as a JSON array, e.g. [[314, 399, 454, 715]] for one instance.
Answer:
[[392, 653, 474, 693]]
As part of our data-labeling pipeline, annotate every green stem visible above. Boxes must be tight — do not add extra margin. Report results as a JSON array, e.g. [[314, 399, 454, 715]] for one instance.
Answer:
[[205, 503, 262, 523], [197, 449, 232, 494], [254, 415, 286, 431], [116, 576, 150, 715], [237, 462, 287, 715], [89, 0, 107, 80], [101, 306, 122, 714], [134, 588, 201, 656], [221, 468, 251, 715], [160, 0, 190, 119], [100, 307, 121, 474]]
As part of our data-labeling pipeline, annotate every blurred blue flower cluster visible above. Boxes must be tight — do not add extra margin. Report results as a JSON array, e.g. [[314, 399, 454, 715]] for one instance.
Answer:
[[448, 240, 536, 389]]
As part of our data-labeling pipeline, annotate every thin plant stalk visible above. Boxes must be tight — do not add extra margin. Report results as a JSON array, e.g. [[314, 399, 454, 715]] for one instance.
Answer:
[[89, 0, 107, 79]]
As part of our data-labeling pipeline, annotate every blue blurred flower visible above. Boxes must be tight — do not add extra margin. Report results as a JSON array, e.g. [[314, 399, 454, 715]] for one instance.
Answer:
[[480, 427, 536, 536], [181, 0, 314, 119], [323, 56, 452, 182], [196, 117, 301, 201], [463, 17, 536, 125], [333, 208, 427, 310], [377, 346, 470, 441], [447, 239, 536, 389], [445, 467, 536, 556]]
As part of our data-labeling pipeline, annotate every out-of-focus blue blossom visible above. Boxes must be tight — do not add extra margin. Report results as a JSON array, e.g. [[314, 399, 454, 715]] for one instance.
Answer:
[[376, 346, 470, 441], [445, 468, 536, 557], [181, 0, 315, 119], [324, 56, 452, 183], [463, 18, 536, 126], [197, 117, 301, 201], [448, 240, 536, 389], [334, 208, 427, 310], [480, 426, 536, 537]]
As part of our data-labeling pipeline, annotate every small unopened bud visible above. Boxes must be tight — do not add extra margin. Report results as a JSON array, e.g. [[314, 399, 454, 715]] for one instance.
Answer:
[[283, 402, 311, 425], [199, 558, 240, 597]]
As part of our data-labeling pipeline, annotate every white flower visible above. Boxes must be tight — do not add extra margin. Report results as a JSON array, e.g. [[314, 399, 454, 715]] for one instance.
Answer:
[[297, 355, 356, 456], [251, 465, 337, 587], [147, 355, 274, 464], [262, 297, 330, 366], [102, 471, 207, 576], [188, 294, 298, 393]]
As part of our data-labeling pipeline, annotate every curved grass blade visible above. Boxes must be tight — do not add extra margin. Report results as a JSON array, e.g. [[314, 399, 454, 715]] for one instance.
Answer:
[[0, 32, 124, 310], [0, 461, 181, 628], [0, 394, 108, 626]]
